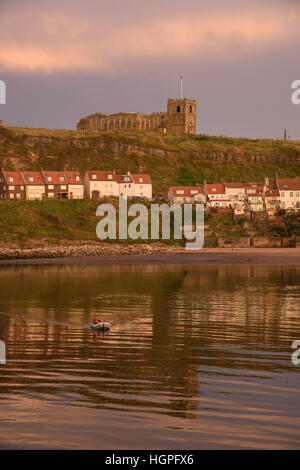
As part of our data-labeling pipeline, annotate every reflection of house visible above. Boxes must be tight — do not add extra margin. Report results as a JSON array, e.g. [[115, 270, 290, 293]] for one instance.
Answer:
[[275, 175, 300, 210], [41, 171, 69, 200], [168, 186, 206, 204], [64, 171, 84, 200], [0, 171, 26, 200], [22, 171, 46, 200]]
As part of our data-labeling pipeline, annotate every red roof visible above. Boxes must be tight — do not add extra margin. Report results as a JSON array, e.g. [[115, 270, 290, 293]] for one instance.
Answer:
[[130, 174, 152, 185], [205, 183, 225, 195], [85, 171, 116, 182], [115, 174, 133, 184], [65, 171, 83, 185], [265, 189, 280, 197], [2, 171, 25, 186], [22, 171, 45, 185], [170, 186, 203, 197], [42, 171, 67, 185], [225, 182, 264, 189], [278, 177, 300, 191]]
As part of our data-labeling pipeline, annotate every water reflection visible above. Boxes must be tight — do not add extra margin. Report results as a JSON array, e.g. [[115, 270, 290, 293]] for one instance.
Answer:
[[0, 264, 299, 449]]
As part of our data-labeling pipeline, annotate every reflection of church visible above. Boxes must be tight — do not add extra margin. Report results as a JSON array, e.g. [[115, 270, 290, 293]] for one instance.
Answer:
[[77, 98, 197, 134]]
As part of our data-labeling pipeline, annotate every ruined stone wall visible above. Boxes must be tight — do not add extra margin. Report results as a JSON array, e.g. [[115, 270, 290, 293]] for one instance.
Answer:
[[77, 112, 167, 133]]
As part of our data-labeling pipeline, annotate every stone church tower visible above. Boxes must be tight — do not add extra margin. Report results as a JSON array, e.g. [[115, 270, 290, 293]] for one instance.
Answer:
[[77, 97, 197, 134], [167, 98, 197, 134]]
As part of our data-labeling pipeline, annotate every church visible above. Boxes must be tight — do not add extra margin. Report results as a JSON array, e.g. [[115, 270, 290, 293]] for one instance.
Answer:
[[77, 98, 197, 134]]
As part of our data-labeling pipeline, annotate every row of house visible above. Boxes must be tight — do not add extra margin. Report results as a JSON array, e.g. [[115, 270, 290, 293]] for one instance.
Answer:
[[0, 170, 152, 201], [168, 175, 300, 214]]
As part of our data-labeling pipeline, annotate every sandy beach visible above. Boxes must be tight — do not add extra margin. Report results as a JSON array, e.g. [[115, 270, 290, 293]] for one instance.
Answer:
[[0, 247, 299, 266]]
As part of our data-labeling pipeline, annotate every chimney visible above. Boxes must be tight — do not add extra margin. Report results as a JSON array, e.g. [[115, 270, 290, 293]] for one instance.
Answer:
[[264, 176, 269, 187]]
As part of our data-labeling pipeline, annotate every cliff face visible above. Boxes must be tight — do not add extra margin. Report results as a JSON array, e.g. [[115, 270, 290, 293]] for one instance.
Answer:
[[0, 125, 299, 193]]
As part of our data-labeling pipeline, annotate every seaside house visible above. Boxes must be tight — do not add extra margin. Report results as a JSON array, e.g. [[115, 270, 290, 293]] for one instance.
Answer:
[[168, 186, 206, 205], [0, 170, 26, 200], [263, 188, 281, 215], [128, 173, 152, 200], [116, 173, 135, 198], [274, 175, 300, 210], [64, 171, 84, 199], [41, 171, 69, 200], [203, 182, 231, 209], [21, 171, 46, 200], [84, 171, 119, 199], [245, 188, 264, 212]]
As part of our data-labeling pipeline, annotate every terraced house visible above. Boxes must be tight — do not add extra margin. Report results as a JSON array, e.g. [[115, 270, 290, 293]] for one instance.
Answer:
[[41, 171, 69, 200], [0, 171, 26, 200], [22, 171, 46, 200]]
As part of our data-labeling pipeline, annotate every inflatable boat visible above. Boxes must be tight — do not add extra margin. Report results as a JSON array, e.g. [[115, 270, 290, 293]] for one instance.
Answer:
[[91, 321, 111, 331]]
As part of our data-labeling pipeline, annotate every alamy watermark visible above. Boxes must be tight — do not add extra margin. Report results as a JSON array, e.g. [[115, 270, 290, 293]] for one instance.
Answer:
[[0, 80, 6, 104], [292, 340, 300, 365], [291, 80, 300, 105], [0, 340, 6, 365], [96, 197, 204, 250]]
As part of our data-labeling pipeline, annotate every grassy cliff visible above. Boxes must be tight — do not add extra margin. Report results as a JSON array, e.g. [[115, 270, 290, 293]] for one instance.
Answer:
[[0, 125, 300, 194]]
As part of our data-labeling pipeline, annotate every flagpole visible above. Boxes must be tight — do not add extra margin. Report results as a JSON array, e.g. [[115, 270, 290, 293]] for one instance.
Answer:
[[180, 75, 183, 100]]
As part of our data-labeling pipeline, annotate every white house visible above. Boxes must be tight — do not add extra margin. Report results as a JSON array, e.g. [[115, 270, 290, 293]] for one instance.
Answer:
[[275, 176, 300, 210], [203, 182, 231, 208], [129, 173, 152, 199], [84, 171, 119, 199]]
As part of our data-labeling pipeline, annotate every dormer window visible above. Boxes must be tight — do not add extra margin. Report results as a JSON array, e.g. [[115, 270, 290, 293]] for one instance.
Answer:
[[107, 174, 112, 180], [92, 175, 97, 180], [76, 176, 80, 182], [29, 177, 33, 182], [139, 178, 143, 183], [60, 177, 64, 182], [211, 188, 217, 192], [9, 177, 13, 182], [48, 176, 52, 182]]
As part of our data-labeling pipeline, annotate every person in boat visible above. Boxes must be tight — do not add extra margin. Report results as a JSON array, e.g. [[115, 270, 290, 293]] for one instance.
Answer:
[[93, 316, 101, 325]]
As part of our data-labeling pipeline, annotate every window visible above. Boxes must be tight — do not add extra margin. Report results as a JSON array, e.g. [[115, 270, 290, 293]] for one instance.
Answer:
[[9, 177, 13, 182], [108, 175, 112, 180], [60, 177, 64, 182], [296, 192, 299, 197], [296, 202, 300, 208], [76, 176, 80, 182], [9, 186, 15, 190], [211, 188, 217, 192], [48, 176, 52, 182], [176, 190, 184, 195], [16, 194, 21, 199], [177, 106, 181, 113], [48, 193, 54, 198], [48, 185, 54, 190], [190, 190, 198, 195], [189, 105, 193, 113], [139, 178, 143, 183], [21, 186, 24, 190], [283, 184, 288, 188], [61, 185, 66, 190], [29, 177, 33, 182], [280, 192, 284, 197], [290, 192, 293, 197], [92, 175, 97, 180]]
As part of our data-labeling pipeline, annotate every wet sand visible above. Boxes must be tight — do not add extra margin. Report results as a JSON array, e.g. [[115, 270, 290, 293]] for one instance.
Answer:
[[0, 248, 299, 266]]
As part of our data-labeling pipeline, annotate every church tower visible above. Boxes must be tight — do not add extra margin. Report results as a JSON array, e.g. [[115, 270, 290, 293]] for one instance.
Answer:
[[167, 98, 197, 134]]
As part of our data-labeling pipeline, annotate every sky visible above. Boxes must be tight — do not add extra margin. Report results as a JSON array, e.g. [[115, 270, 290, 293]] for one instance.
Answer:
[[0, 0, 300, 138]]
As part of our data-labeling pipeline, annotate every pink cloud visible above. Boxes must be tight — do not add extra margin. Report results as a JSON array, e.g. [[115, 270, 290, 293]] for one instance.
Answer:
[[0, 3, 299, 73]]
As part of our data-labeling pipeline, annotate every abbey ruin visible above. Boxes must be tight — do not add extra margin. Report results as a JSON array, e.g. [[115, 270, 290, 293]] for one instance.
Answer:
[[77, 98, 197, 135]]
